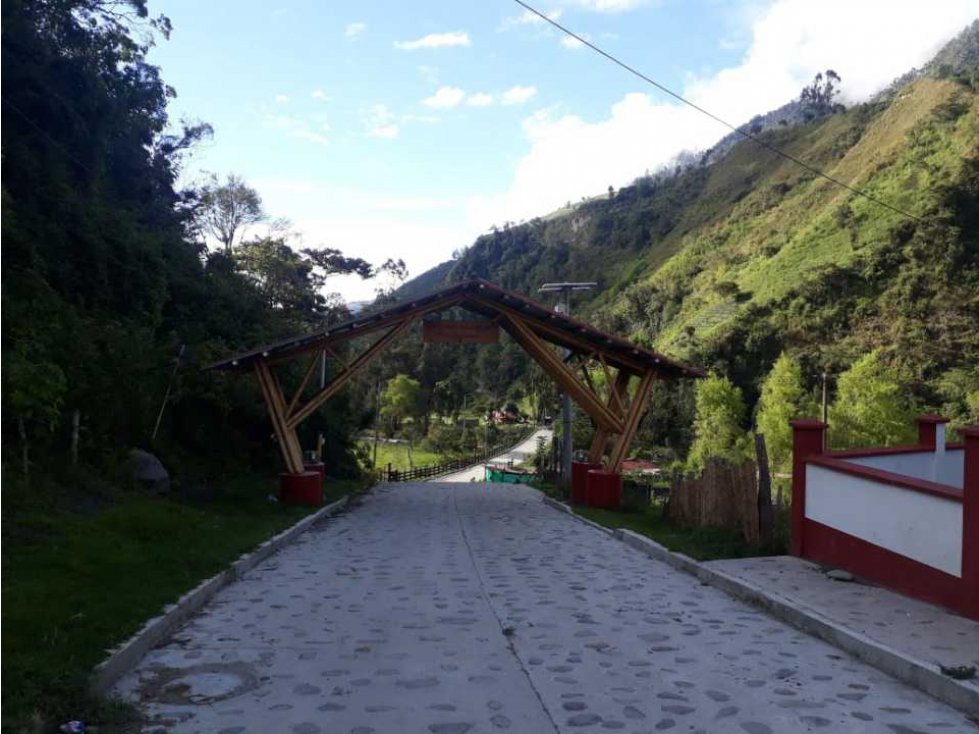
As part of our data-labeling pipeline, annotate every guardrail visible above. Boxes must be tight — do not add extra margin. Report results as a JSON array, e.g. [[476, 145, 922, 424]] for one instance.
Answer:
[[384, 428, 537, 483]]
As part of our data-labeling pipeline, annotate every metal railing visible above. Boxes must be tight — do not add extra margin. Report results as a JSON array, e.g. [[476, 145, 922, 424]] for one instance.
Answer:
[[384, 429, 535, 482]]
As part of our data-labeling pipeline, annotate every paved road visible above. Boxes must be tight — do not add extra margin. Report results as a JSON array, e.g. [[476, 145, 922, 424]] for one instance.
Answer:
[[437, 427, 552, 482], [116, 483, 976, 733]]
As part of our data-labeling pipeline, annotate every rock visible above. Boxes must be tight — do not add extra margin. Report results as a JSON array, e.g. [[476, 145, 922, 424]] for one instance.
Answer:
[[826, 569, 854, 582], [131, 449, 170, 495]]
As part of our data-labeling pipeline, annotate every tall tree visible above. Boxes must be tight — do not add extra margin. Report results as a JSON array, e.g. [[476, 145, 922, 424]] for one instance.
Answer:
[[756, 353, 815, 473], [380, 374, 422, 433], [196, 174, 265, 252], [830, 351, 916, 449], [687, 373, 749, 471]]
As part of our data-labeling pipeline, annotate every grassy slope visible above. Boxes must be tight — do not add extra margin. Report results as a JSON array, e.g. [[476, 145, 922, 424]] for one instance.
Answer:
[[2, 475, 361, 730], [638, 78, 975, 355], [399, 74, 976, 400]]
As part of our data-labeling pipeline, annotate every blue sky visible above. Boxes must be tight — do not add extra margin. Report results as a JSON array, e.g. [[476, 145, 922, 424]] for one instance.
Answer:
[[149, 0, 977, 300]]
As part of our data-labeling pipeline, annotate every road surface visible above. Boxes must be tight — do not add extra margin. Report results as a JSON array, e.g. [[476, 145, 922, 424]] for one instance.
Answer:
[[437, 427, 552, 482], [115, 482, 976, 733]]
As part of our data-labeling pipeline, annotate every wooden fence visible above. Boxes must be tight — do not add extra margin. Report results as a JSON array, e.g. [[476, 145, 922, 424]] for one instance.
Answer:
[[384, 430, 534, 482], [665, 455, 772, 545]]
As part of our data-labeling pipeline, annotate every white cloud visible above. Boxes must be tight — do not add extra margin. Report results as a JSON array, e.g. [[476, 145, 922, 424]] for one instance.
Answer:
[[274, 94, 290, 104], [265, 114, 329, 146], [502, 85, 538, 106], [467, 92, 495, 107], [345, 21, 366, 38], [395, 31, 471, 51], [561, 34, 588, 50], [423, 86, 467, 109], [469, 0, 978, 230], [501, 8, 564, 28], [569, 0, 648, 11], [311, 89, 331, 101], [363, 104, 400, 139], [370, 124, 400, 139]]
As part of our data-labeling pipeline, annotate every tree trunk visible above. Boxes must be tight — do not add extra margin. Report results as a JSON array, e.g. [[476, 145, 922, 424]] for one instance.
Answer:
[[18, 416, 29, 478], [754, 432, 774, 546], [70, 409, 80, 466]]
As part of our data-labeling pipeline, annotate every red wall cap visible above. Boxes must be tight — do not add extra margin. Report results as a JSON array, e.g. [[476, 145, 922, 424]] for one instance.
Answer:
[[915, 414, 950, 425], [962, 426, 979, 439], [791, 419, 828, 430]]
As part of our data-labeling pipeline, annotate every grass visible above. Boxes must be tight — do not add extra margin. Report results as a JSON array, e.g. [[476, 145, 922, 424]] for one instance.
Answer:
[[359, 440, 442, 473], [1, 473, 366, 732], [534, 480, 788, 561]]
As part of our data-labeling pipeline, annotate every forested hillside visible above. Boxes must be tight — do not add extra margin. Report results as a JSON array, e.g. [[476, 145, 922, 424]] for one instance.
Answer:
[[1, 0, 371, 506], [396, 22, 979, 433]]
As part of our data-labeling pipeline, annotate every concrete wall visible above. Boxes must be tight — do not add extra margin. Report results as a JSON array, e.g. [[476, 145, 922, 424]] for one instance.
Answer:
[[847, 448, 963, 488], [805, 464, 963, 577]]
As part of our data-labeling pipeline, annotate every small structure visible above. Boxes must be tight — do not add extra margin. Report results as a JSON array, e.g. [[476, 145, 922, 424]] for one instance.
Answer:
[[207, 279, 703, 506], [791, 415, 978, 619]]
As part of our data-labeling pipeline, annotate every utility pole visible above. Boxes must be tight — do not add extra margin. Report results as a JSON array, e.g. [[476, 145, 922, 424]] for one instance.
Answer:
[[539, 282, 597, 488]]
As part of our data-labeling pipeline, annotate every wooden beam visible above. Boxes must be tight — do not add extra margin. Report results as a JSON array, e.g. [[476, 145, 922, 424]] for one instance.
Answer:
[[469, 296, 650, 376], [266, 296, 462, 366], [286, 352, 322, 417], [286, 318, 414, 429], [502, 314, 624, 434], [588, 370, 631, 463], [598, 355, 626, 415], [588, 429, 608, 464], [607, 370, 656, 473], [255, 361, 305, 474]]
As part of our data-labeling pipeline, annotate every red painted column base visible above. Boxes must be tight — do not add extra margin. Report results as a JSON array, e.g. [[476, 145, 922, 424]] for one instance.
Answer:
[[586, 470, 622, 510], [280, 471, 323, 507], [571, 461, 602, 505]]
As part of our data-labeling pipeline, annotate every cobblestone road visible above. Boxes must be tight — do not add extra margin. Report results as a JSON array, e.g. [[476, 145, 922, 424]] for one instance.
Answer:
[[116, 483, 977, 733]]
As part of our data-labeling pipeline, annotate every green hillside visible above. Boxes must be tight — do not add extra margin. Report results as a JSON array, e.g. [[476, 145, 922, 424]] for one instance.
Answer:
[[395, 30, 979, 423]]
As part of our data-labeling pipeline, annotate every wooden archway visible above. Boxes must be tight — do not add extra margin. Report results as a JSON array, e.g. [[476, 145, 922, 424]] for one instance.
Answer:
[[207, 280, 704, 475]]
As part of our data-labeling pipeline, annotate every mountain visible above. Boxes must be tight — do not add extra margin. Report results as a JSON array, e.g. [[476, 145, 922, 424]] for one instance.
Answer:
[[393, 22, 979, 421]]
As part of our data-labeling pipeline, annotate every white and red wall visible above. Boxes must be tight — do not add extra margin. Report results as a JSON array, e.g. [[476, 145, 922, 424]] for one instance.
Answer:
[[791, 416, 979, 619]]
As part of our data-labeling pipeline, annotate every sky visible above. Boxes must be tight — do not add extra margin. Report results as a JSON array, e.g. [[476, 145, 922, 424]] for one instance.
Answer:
[[148, 0, 978, 301]]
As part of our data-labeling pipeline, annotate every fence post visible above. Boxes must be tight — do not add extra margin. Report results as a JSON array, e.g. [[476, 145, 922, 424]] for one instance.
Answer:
[[790, 419, 827, 557], [962, 426, 979, 617]]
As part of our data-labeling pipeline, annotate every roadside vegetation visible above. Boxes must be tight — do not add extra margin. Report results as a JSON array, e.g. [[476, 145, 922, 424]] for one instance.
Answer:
[[2, 471, 366, 729]]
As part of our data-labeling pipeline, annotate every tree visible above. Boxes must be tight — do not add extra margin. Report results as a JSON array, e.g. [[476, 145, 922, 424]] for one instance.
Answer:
[[799, 69, 844, 120], [687, 373, 749, 471], [380, 374, 422, 434], [830, 351, 916, 449], [234, 237, 374, 320], [756, 353, 815, 472], [196, 174, 265, 252]]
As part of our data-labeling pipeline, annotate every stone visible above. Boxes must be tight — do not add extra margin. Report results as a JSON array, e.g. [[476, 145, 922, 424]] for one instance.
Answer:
[[130, 448, 170, 494], [826, 569, 854, 582]]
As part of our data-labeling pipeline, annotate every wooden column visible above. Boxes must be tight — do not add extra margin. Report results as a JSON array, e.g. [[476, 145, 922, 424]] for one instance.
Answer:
[[589, 370, 632, 464], [502, 315, 624, 434], [255, 361, 305, 474], [607, 370, 655, 473], [287, 318, 414, 429]]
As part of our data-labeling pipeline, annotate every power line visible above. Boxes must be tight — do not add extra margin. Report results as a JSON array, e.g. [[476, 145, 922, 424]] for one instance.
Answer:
[[511, 0, 925, 224], [1, 95, 99, 176]]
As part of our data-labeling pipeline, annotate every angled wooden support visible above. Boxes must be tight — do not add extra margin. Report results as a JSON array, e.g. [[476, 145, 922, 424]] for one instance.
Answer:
[[471, 296, 648, 376], [255, 361, 305, 474], [607, 370, 656, 473], [286, 352, 322, 416], [502, 314, 624, 434], [589, 370, 632, 464], [286, 318, 414, 429]]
